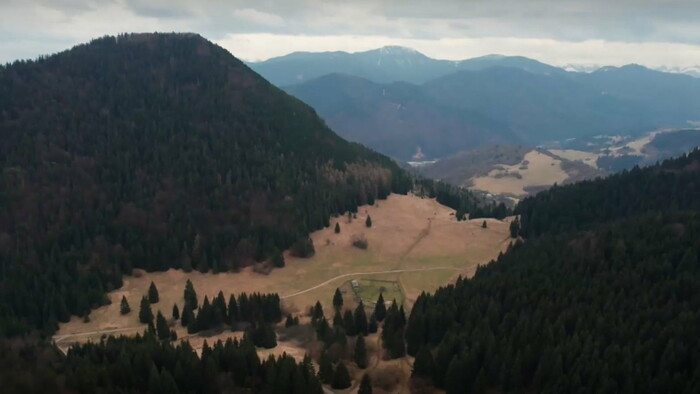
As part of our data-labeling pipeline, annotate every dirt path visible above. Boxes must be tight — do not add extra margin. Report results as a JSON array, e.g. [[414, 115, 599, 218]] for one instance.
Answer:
[[53, 326, 144, 344], [280, 267, 457, 300]]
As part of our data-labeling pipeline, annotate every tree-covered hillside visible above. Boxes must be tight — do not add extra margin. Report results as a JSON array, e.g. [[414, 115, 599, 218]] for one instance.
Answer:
[[406, 149, 700, 393], [0, 32, 414, 335], [0, 33, 499, 336], [515, 149, 700, 237]]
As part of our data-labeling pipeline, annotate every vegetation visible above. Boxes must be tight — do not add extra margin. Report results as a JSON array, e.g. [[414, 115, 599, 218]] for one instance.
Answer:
[[359, 373, 373, 394], [148, 281, 160, 304], [120, 296, 131, 315], [138, 296, 153, 324], [331, 361, 352, 389], [333, 288, 343, 310], [354, 335, 368, 368], [63, 334, 323, 394], [365, 215, 373, 227], [404, 149, 700, 393]]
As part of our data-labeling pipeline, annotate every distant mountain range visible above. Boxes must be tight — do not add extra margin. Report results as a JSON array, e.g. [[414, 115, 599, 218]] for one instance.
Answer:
[[249, 46, 699, 86], [249, 47, 565, 86], [251, 47, 700, 162]]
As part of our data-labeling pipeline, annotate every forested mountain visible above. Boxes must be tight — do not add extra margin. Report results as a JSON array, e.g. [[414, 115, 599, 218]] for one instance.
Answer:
[[248, 47, 561, 86], [285, 73, 519, 160], [0, 33, 500, 337], [405, 149, 700, 393]]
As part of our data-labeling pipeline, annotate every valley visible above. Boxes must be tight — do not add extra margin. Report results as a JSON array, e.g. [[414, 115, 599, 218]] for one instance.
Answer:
[[54, 193, 511, 350]]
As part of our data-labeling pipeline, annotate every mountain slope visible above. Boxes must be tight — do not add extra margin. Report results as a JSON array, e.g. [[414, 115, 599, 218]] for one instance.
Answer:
[[423, 67, 677, 142], [405, 149, 700, 392], [0, 33, 417, 334], [285, 73, 519, 160]]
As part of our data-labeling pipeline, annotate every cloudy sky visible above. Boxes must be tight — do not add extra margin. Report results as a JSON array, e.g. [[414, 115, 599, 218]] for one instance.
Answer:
[[2, 0, 700, 68]]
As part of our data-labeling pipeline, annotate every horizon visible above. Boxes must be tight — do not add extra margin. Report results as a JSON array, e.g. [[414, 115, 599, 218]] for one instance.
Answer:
[[3, 1, 700, 69]]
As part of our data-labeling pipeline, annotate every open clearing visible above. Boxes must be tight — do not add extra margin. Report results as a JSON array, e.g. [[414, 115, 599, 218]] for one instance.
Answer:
[[549, 149, 600, 168], [471, 150, 569, 196], [56, 193, 512, 373]]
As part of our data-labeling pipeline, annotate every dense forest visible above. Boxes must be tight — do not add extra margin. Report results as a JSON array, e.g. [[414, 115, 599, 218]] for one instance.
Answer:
[[0, 33, 500, 337], [515, 149, 700, 237], [406, 149, 700, 393]]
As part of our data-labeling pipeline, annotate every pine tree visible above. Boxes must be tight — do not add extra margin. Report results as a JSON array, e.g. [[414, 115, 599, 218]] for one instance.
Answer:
[[509, 217, 520, 238], [139, 296, 154, 324], [358, 373, 373, 394], [354, 301, 369, 336], [334, 222, 340, 233], [318, 351, 334, 384], [184, 279, 198, 310], [120, 296, 131, 315], [172, 304, 180, 320], [181, 302, 194, 327], [331, 362, 352, 389], [333, 288, 343, 310], [148, 281, 159, 303], [412, 347, 434, 378], [354, 335, 368, 369], [312, 300, 324, 322], [368, 313, 378, 333], [365, 215, 372, 228], [343, 309, 357, 336], [333, 310, 343, 327], [374, 293, 387, 322], [271, 248, 285, 268], [227, 294, 239, 328], [482, 220, 487, 229], [285, 314, 297, 327], [156, 311, 170, 341]]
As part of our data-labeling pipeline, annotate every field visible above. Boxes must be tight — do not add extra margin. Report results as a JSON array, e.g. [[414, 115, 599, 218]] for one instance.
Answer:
[[353, 279, 404, 306], [55, 193, 512, 393], [471, 150, 570, 196]]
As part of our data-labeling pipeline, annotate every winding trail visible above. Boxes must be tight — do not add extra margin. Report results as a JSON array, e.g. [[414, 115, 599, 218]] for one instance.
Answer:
[[279, 266, 458, 300]]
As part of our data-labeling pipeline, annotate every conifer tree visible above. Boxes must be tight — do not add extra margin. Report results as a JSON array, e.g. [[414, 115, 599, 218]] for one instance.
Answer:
[[333, 310, 343, 327], [184, 279, 198, 310], [318, 351, 334, 384], [354, 301, 369, 336], [181, 302, 194, 327], [156, 311, 170, 341], [359, 373, 372, 394], [482, 220, 487, 229], [331, 362, 352, 389], [368, 313, 378, 333], [343, 309, 357, 336], [139, 296, 154, 324], [365, 215, 372, 228], [120, 296, 131, 315], [334, 222, 340, 233], [374, 293, 387, 322], [148, 281, 159, 303], [333, 288, 343, 310], [285, 314, 297, 327], [412, 347, 435, 378], [172, 304, 180, 320], [354, 335, 368, 369], [227, 294, 239, 328], [271, 248, 285, 268]]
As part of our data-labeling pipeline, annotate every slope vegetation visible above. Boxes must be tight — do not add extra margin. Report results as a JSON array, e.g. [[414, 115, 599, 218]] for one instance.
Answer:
[[405, 149, 700, 393]]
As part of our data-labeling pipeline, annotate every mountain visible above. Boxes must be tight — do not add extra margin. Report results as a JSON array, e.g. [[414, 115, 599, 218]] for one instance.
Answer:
[[655, 65, 700, 78], [577, 65, 700, 123], [405, 149, 700, 392], [423, 66, 687, 143], [0, 33, 420, 334], [284, 73, 520, 160], [249, 47, 565, 86]]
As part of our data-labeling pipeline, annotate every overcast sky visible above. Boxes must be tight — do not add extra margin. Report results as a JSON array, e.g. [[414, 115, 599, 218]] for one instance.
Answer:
[[2, 0, 700, 68]]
